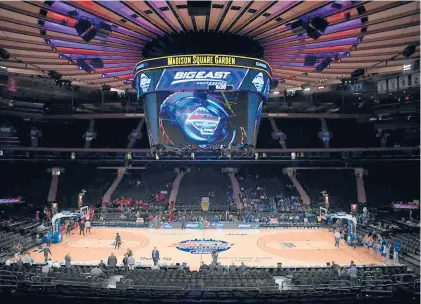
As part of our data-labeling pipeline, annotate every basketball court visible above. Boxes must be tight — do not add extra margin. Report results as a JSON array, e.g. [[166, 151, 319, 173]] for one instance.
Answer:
[[30, 227, 391, 269]]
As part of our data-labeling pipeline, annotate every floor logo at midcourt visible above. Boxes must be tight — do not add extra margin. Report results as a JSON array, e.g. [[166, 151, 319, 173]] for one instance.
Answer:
[[169, 239, 233, 254]]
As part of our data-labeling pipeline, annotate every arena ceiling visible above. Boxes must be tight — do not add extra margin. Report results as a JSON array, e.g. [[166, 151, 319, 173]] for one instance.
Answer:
[[0, 1, 419, 95]]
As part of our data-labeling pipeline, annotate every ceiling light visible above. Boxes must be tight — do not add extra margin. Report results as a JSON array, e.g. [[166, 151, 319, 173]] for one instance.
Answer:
[[273, 91, 280, 95]]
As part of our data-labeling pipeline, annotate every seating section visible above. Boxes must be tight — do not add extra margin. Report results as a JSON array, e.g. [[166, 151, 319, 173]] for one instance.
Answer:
[[176, 168, 235, 212], [0, 264, 417, 303], [364, 163, 420, 206], [0, 215, 44, 260], [122, 267, 276, 289], [56, 166, 115, 208], [357, 223, 420, 272], [238, 168, 304, 213], [112, 170, 175, 204], [0, 164, 50, 206], [283, 265, 409, 286], [297, 170, 357, 211]]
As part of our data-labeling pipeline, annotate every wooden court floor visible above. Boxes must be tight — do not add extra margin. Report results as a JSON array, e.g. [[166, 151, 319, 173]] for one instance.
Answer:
[[30, 228, 392, 269]]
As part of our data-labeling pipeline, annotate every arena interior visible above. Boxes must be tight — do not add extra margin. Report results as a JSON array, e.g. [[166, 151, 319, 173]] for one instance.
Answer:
[[0, 1, 420, 303]]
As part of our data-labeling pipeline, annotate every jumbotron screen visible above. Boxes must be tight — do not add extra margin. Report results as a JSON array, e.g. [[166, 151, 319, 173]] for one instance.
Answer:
[[134, 54, 271, 149]]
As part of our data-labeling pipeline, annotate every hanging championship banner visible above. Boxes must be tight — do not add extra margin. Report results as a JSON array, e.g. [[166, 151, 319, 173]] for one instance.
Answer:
[[388, 78, 398, 92], [411, 73, 420, 87], [377, 80, 387, 94], [398, 75, 409, 90]]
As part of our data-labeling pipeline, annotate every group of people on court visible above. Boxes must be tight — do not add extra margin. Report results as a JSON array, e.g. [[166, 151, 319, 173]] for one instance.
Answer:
[[114, 233, 160, 266], [333, 226, 400, 263], [362, 233, 400, 262]]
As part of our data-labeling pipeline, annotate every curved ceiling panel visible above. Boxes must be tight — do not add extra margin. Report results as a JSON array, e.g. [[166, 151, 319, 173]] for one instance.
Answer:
[[0, 0, 418, 93]]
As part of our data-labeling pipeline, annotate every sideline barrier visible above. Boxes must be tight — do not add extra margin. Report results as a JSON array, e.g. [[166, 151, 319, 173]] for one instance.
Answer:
[[91, 221, 321, 229], [151, 222, 261, 229]]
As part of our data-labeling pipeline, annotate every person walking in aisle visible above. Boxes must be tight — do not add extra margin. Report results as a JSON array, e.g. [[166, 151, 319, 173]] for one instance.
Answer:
[[64, 253, 71, 268], [107, 253, 117, 272], [128, 253, 135, 270], [211, 250, 218, 265]]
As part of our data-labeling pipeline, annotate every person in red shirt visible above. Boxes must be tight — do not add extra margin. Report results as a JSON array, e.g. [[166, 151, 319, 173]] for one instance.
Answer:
[[169, 211, 174, 222], [149, 215, 154, 222], [60, 225, 66, 237]]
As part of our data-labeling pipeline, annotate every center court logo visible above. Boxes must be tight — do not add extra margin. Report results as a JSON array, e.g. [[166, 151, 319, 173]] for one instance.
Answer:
[[169, 239, 233, 254]]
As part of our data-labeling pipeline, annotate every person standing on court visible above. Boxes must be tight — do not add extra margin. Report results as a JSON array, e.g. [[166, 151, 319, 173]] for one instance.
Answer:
[[199, 217, 205, 230], [42, 246, 52, 262], [79, 220, 85, 236], [152, 247, 160, 266], [64, 253, 71, 268], [334, 229, 341, 247], [85, 219, 91, 234], [115, 233, 122, 249]]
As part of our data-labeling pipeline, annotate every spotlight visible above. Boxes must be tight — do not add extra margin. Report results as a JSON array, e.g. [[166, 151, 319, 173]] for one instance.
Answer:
[[351, 68, 365, 78], [315, 57, 331, 72], [331, 3, 343, 9], [402, 45, 416, 58], [306, 26, 321, 40], [75, 18, 96, 42], [301, 83, 311, 91], [68, 10, 79, 18], [304, 55, 318, 66], [76, 58, 93, 73], [344, 12, 351, 21], [310, 17, 329, 33], [101, 84, 111, 91], [96, 22, 112, 38], [291, 20, 306, 36], [90, 58, 104, 68], [48, 70, 62, 80], [0, 47, 10, 60]]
